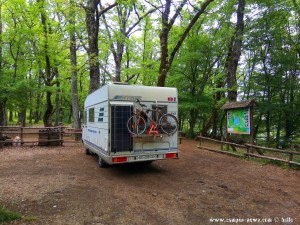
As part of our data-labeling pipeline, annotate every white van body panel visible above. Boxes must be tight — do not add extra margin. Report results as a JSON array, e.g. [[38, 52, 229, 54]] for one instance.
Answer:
[[82, 83, 179, 166]]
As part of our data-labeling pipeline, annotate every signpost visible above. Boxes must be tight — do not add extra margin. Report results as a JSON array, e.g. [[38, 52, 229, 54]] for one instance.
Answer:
[[221, 100, 256, 146]]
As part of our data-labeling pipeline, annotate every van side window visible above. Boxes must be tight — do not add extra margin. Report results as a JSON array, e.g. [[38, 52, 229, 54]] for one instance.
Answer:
[[89, 108, 95, 122], [84, 110, 87, 125], [98, 108, 104, 122]]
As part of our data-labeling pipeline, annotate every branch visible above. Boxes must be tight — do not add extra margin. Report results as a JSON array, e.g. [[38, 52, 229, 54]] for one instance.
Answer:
[[125, 74, 138, 83], [169, 0, 214, 67], [144, 0, 163, 14], [100, 2, 117, 61], [98, 2, 118, 16], [126, 7, 160, 37], [100, 64, 113, 79], [76, 32, 88, 52], [133, 4, 141, 20], [169, 0, 187, 28]]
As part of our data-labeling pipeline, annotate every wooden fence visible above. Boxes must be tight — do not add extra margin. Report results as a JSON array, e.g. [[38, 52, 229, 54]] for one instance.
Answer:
[[0, 126, 82, 148], [197, 136, 300, 168]]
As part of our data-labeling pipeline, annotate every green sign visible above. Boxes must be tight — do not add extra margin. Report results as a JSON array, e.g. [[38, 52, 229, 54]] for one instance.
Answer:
[[227, 108, 250, 134]]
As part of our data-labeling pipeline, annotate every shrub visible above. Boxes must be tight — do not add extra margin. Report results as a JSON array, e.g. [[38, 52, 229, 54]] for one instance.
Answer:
[[0, 207, 21, 223]]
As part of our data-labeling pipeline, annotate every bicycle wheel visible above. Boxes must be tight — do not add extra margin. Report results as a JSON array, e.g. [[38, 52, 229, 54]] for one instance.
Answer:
[[159, 114, 178, 135], [127, 115, 146, 135]]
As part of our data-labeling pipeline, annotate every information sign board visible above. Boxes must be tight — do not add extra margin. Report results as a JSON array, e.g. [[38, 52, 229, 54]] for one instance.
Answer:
[[227, 108, 250, 134]]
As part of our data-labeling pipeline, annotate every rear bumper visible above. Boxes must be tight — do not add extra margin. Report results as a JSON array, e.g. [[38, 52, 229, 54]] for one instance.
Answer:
[[83, 139, 179, 165], [108, 151, 179, 165]]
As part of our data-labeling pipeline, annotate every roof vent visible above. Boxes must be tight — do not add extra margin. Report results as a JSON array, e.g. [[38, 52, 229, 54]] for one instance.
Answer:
[[112, 82, 128, 85]]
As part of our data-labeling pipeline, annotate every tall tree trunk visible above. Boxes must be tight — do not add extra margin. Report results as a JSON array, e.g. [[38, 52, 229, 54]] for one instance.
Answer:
[[39, 0, 53, 127], [9, 110, 13, 122], [157, 0, 171, 87], [68, 104, 73, 124], [85, 0, 100, 93], [85, 1, 118, 92], [29, 90, 33, 124], [43, 92, 53, 127], [114, 42, 125, 82], [18, 109, 26, 126], [225, 0, 245, 101], [284, 87, 295, 147], [55, 70, 60, 126], [265, 77, 272, 147], [275, 111, 282, 148], [0, 2, 6, 126], [34, 91, 42, 124], [266, 111, 271, 147], [200, 65, 224, 137], [188, 109, 197, 138], [0, 101, 6, 126], [34, 71, 43, 124], [70, 0, 80, 129], [292, 0, 300, 57], [200, 87, 222, 137], [157, 0, 214, 87]]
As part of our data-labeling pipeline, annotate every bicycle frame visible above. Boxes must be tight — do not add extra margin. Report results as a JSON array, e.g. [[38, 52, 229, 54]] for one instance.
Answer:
[[134, 104, 164, 135]]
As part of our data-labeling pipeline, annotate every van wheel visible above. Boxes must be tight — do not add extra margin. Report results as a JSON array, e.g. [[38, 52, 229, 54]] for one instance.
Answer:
[[98, 157, 109, 168], [85, 148, 91, 155]]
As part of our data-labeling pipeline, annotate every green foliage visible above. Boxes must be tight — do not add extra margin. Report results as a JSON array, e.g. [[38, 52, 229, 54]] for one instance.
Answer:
[[240, 0, 300, 146], [0, 207, 21, 223], [0, 0, 299, 146]]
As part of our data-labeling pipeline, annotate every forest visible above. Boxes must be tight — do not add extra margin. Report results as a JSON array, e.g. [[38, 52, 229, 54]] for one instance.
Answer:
[[0, 0, 299, 148]]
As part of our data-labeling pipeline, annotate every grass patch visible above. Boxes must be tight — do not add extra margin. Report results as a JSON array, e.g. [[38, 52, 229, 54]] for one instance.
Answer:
[[24, 216, 38, 222], [0, 206, 22, 223]]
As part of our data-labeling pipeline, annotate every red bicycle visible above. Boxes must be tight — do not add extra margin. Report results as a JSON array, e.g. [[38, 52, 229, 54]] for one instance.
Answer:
[[127, 99, 178, 135]]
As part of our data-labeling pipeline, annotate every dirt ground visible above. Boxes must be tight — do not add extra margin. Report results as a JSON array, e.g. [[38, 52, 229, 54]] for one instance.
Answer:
[[0, 139, 299, 225]]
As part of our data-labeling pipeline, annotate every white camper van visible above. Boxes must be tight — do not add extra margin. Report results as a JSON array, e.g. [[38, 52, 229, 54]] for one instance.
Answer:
[[82, 83, 179, 167]]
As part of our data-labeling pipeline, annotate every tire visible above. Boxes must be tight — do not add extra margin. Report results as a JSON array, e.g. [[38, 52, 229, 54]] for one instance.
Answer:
[[127, 115, 146, 135], [159, 114, 178, 135], [85, 148, 91, 155], [98, 157, 109, 168]]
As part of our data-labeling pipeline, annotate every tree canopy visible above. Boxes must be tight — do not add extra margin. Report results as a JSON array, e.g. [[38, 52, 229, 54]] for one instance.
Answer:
[[0, 0, 299, 148]]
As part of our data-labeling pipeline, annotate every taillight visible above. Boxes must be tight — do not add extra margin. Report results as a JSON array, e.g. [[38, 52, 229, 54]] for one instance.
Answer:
[[112, 157, 128, 163], [164, 153, 178, 159]]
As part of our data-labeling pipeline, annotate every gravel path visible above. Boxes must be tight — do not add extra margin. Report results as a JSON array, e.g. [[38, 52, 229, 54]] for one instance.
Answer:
[[0, 140, 299, 225]]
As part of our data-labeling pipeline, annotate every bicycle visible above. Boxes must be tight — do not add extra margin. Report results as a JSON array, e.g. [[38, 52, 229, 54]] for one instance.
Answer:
[[127, 99, 178, 135]]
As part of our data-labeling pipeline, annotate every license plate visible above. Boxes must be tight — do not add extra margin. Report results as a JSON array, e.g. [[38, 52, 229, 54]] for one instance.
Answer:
[[137, 155, 157, 160]]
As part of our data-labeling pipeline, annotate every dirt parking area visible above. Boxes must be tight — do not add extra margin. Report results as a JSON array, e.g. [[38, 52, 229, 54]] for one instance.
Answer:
[[0, 140, 299, 225]]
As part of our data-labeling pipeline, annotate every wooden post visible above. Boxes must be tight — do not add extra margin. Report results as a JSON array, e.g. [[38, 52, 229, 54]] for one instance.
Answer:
[[249, 105, 254, 153], [199, 133, 202, 146], [289, 144, 294, 168], [59, 126, 63, 146], [289, 153, 293, 168], [246, 145, 250, 160], [221, 136, 224, 151], [20, 126, 24, 146], [225, 110, 229, 151]]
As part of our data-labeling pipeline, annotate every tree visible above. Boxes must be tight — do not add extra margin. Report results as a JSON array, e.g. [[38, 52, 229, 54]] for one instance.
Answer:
[[0, 0, 6, 126], [37, 0, 56, 127], [69, 0, 80, 129], [225, 0, 245, 101], [156, 0, 214, 87], [84, 1, 117, 93], [100, 2, 157, 82], [169, 28, 222, 137], [241, 0, 300, 147]]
